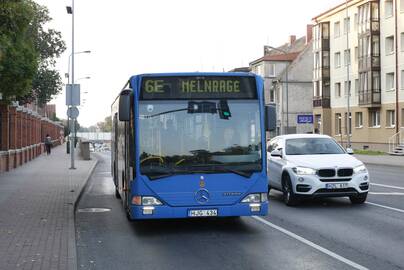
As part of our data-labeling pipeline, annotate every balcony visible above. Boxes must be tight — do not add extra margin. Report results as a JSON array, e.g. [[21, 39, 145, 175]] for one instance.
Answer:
[[313, 96, 330, 108], [358, 90, 381, 107]]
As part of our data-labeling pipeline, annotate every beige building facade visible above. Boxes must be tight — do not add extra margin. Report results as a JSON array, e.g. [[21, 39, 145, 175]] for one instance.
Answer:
[[313, 0, 404, 151]]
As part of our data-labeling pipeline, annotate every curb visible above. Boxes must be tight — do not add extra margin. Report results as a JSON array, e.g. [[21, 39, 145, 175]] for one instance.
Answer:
[[68, 155, 99, 270]]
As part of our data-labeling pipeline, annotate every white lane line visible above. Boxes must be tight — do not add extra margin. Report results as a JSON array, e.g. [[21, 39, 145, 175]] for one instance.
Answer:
[[366, 202, 404, 213], [369, 192, 404, 195], [252, 216, 368, 270], [370, 183, 404, 190]]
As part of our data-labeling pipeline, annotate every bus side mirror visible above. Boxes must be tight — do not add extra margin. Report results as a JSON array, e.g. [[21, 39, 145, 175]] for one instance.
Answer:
[[119, 89, 132, 121], [265, 103, 276, 132]]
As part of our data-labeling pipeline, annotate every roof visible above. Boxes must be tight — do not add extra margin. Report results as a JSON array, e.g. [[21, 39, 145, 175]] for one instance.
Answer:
[[312, 0, 362, 22], [250, 36, 307, 65]]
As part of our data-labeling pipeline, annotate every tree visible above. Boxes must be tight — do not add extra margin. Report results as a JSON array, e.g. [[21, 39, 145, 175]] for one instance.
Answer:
[[0, 0, 66, 105], [0, 0, 38, 101], [96, 116, 112, 132]]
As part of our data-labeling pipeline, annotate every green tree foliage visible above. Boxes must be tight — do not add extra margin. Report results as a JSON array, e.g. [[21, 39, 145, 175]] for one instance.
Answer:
[[0, 0, 66, 105], [97, 116, 112, 132], [0, 0, 37, 101]]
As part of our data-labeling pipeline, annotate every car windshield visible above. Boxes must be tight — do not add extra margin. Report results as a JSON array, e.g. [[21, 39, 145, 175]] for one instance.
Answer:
[[139, 100, 262, 178], [285, 138, 345, 155]]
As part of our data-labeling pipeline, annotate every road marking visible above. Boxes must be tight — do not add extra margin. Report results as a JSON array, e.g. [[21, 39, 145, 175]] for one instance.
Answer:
[[369, 192, 404, 195], [370, 183, 404, 190], [252, 216, 368, 270], [366, 202, 404, 213]]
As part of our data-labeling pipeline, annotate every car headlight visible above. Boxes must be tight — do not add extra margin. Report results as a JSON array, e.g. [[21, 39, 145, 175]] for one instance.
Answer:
[[354, 165, 368, 174], [241, 194, 261, 203], [292, 166, 317, 175], [141, 196, 163, 206]]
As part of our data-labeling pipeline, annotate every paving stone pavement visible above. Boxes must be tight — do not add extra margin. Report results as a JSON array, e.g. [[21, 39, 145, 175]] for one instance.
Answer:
[[0, 145, 98, 270]]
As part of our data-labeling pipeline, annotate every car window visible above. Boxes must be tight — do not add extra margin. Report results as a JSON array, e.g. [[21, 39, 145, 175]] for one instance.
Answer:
[[285, 138, 345, 155]]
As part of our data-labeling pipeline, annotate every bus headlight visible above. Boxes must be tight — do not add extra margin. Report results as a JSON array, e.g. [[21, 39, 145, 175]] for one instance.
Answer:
[[142, 196, 163, 206], [241, 194, 261, 203]]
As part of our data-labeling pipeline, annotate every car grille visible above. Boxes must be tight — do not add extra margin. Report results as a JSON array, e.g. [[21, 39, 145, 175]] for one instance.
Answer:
[[337, 168, 353, 177], [315, 188, 357, 194], [317, 169, 336, 177], [319, 178, 351, 182]]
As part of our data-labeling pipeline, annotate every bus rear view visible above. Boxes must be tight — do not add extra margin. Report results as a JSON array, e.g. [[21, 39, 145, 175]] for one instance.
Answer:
[[112, 73, 268, 219]]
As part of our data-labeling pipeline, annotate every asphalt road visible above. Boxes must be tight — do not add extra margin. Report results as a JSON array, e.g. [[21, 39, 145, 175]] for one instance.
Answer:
[[76, 153, 404, 270]]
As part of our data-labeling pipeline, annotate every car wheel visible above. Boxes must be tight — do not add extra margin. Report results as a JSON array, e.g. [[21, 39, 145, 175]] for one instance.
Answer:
[[282, 174, 299, 206], [350, 192, 367, 204]]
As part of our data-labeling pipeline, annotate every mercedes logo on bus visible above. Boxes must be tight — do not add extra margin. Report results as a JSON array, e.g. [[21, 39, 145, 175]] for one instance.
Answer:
[[195, 189, 210, 204]]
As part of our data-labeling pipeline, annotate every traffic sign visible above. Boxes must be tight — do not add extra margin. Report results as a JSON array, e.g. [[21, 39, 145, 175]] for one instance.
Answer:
[[66, 84, 81, 106], [297, 115, 313, 124], [67, 106, 79, 118]]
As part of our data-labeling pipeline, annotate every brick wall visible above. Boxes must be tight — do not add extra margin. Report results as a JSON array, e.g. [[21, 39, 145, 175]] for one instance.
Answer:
[[0, 104, 64, 172]]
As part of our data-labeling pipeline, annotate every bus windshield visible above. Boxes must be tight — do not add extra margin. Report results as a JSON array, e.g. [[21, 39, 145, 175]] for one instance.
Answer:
[[139, 100, 262, 179]]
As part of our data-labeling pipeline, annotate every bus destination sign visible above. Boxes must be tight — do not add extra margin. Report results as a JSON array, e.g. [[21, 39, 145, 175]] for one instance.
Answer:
[[140, 76, 257, 100]]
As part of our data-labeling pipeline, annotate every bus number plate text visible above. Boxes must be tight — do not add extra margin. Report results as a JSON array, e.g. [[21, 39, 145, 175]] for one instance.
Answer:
[[188, 209, 218, 217]]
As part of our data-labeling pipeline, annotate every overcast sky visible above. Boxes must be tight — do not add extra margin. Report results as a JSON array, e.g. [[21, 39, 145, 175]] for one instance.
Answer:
[[35, 0, 342, 127]]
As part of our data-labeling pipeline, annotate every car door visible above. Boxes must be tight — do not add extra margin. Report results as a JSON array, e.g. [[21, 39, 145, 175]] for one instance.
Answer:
[[267, 139, 284, 189]]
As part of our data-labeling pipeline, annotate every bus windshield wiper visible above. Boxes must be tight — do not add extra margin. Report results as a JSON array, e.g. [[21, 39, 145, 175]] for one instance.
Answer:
[[184, 164, 253, 178], [146, 169, 211, 180]]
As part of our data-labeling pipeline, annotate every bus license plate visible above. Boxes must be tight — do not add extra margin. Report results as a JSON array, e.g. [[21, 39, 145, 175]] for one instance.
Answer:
[[326, 183, 348, 189], [188, 209, 218, 217]]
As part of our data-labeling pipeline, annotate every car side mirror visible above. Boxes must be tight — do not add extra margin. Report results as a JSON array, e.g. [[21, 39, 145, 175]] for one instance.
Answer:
[[119, 89, 132, 121], [270, 149, 282, 157], [346, 148, 354, 155]]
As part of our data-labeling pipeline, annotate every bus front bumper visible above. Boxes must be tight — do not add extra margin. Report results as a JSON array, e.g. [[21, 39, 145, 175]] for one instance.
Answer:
[[129, 202, 268, 220]]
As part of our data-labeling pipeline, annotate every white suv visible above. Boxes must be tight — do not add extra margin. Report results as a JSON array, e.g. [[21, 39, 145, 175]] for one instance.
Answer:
[[267, 134, 369, 206]]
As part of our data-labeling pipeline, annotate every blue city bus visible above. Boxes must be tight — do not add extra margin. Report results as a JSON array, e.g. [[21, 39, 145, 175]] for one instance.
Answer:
[[111, 72, 274, 220]]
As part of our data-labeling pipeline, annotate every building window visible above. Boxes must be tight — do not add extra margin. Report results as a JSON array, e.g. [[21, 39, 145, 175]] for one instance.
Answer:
[[345, 112, 352, 135], [354, 46, 359, 60], [401, 33, 404, 51], [386, 36, 394, 55], [322, 51, 330, 68], [355, 79, 359, 95], [335, 52, 341, 68], [314, 81, 320, 97], [343, 17, 350, 34], [354, 13, 358, 31], [267, 63, 276, 77], [335, 113, 342, 135], [369, 110, 380, 127], [386, 72, 395, 91], [344, 49, 351, 66], [386, 110, 395, 127], [335, 82, 341, 97], [344, 81, 351, 96], [355, 112, 363, 128], [385, 0, 393, 18], [401, 70, 404, 90], [334, 21, 340, 38]]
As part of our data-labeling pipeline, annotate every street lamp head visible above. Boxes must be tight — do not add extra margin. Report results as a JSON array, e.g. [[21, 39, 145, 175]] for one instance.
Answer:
[[66, 6, 72, 14], [83, 50, 91, 53]]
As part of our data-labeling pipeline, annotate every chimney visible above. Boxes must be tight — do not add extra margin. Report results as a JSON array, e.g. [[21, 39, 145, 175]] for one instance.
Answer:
[[306, 24, 313, 44], [289, 35, 296, 46]]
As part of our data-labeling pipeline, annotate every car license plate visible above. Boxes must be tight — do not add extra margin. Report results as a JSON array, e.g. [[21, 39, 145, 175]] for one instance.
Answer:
[[188, 209, 218, 217], [325, 183, 348, 189]]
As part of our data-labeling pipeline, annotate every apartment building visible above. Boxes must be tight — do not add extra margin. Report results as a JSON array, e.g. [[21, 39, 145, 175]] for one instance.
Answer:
[[250, 28, 313, 135], [312, 0, 404, 151]]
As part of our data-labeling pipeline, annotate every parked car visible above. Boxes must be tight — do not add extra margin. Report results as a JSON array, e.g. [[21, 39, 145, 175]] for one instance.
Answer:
[[267, 134, 369, 206]]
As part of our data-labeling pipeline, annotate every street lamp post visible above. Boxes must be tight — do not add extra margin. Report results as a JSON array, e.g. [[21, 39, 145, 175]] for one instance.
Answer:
[[265, 46, 290, 134]]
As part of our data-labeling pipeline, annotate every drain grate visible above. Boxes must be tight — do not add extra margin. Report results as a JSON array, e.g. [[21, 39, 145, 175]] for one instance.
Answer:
[[77, 208, 111, 213]]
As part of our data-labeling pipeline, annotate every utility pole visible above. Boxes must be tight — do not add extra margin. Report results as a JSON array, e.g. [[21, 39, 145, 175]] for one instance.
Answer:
[[345, 0, 351, 148]]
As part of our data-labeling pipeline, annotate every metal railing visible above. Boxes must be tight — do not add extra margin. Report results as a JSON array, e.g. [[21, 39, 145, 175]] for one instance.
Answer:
[[388, 128, 404, 153]]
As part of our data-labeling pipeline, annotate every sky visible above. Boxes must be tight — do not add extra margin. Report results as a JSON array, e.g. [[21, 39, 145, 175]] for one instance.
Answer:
[[34, 0, 343, 127]]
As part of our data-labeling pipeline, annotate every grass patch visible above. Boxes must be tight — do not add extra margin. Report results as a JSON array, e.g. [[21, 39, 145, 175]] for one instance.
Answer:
[[354, 149, 386, 155]]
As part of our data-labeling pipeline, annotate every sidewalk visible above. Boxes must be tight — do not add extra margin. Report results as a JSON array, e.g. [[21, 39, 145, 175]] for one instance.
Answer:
[[354, 154, 404, 167], [0, 145, 97, 270]]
